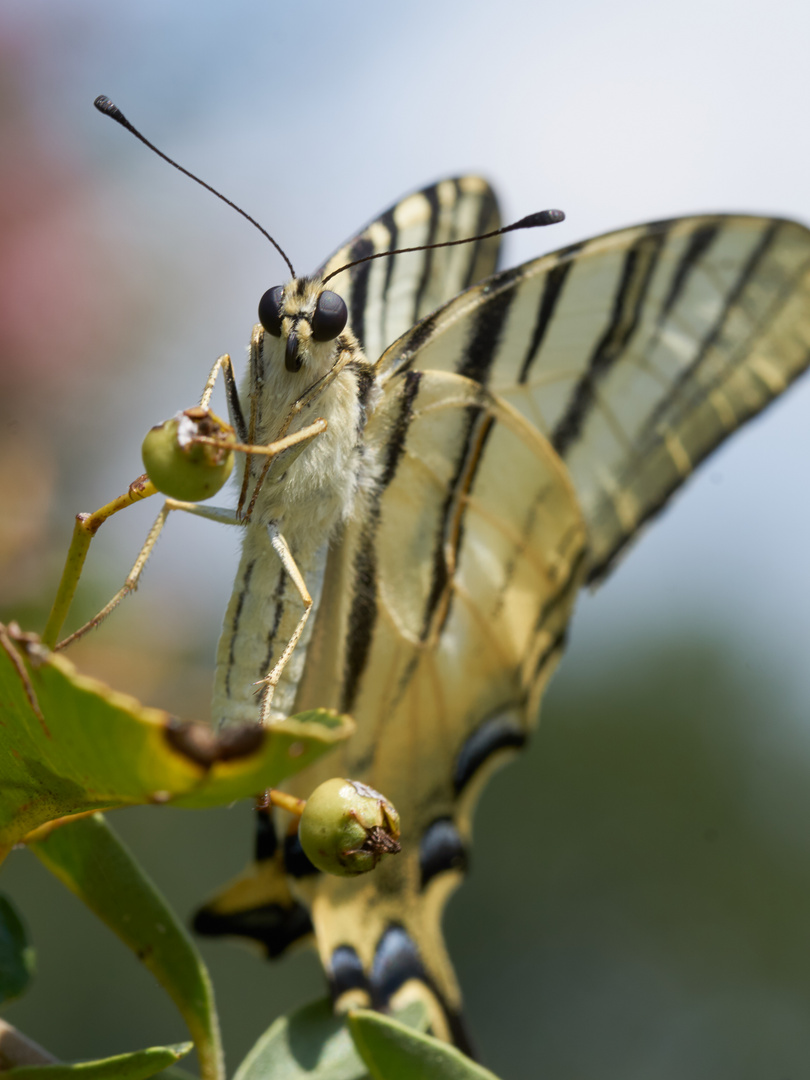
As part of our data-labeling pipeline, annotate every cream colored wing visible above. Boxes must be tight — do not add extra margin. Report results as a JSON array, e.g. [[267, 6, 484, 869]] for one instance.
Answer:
[[195, 210, 810, 1049], [195, 369, 586, 1047], [317, 176, 501, 366], [377, 214, 810, 577], [286, 370, 588, 1046]]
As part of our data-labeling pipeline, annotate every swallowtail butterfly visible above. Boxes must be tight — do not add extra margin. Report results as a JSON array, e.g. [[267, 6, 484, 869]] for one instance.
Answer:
[[185, 175, 810, 1049]]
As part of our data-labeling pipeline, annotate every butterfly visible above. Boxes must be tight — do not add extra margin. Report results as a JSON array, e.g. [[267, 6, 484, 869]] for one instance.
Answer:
[[187, 175, 810, 1051]]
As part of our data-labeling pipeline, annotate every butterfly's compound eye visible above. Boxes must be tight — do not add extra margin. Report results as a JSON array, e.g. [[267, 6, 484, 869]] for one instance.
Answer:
[[258, 285, 285, 336], [311, 290, 348, 342]]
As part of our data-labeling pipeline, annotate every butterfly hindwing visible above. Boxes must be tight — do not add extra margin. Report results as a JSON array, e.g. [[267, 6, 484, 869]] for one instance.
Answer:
[[289, 369, 588, 1043]]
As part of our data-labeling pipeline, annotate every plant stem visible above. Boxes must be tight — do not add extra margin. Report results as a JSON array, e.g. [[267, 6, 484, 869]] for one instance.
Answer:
[[42, 476, 157, 648]]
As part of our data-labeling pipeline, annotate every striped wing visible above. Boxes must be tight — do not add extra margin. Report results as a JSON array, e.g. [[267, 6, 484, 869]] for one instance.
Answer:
[[289, 370, 588, 1044], [195, 370, 586, 1045], [196, 208, 810, 1047], [378, 214, 810, 577], [317, 177, 501, 366]]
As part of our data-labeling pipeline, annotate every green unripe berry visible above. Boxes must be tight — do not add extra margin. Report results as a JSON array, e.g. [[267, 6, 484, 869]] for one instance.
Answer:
[[298, 778, 401, 877], [142, 408, 235, 501]]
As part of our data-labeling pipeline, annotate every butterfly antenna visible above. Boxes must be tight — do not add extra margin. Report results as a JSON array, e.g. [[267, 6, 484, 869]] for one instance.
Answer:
[[321, 208, 565, 286], [94, 95, 296, 278]]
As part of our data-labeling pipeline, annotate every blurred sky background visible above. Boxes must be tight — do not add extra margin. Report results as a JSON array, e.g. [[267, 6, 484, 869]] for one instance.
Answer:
[[1, 1, 810, 1078]]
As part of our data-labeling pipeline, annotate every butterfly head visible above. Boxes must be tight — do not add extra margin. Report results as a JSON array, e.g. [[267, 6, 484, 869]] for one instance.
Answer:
[[258, 277, 349, 376]]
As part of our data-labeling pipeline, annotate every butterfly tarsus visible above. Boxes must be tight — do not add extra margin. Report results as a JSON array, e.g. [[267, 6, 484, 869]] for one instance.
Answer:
[[253, 522, 314, 724]]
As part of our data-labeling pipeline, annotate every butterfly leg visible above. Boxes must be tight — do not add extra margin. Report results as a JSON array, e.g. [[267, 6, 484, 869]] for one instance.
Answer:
[[44, 396, 322, 652], [199, 353, 248, 443], [53, 501, 243, 650], [41, 474, 161, 648], [43, 357, 242, 650], [255, 522, 313, 724], [238, 418, 328, 522]]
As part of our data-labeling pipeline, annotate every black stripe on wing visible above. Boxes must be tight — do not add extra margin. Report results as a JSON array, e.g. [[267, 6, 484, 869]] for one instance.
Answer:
[[584, 217, 810, 579], [341, 370, 422, 714], [517, 250, 582, 384], [551, 225, 671, 455], [224, 558, 255, 698], [412, 183, 442, 323], [639, 221, 780, 439], [457, 269, 521, 385], [453, 713, 527, 793], [193, 900, 313, 959], [420, 404, 495, 643], [374, 213, 810, 584], [347, 236, 374, 354], [369, 926, 475, 1054], [419, 818, 468, 887], [317, 177, 501, 365]]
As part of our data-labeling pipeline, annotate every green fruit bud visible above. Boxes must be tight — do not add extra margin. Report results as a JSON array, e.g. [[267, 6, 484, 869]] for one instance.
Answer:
[[298, 778, 401, 877], [142, 408, 235, 501]]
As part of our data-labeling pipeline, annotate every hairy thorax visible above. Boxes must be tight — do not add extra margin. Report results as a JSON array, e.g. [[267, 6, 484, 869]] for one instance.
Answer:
[[238, 277, 381, 550]]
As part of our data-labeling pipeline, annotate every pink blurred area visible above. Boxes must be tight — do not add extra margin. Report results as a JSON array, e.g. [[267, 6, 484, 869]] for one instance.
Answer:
[[0, 33, 211, 718], [1, 37, 122, 590], [0, 38, 134, 409]]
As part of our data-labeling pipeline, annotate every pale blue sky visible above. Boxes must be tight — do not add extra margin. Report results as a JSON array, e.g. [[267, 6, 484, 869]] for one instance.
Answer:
[[4, 0, 810, 706]]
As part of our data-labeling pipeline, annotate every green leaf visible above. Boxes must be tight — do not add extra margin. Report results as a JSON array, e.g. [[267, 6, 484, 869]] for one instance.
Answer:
[[1, 1042, 191, 1080], [0, 625, 354, 852], [150, 1067, 199, 1080], [233, 997, 364, 1080], [348, 1010, 502, 1080], [29, 815, 221, 1080], [232, 998, 429, 1080], [0, 894, 35, 1005]]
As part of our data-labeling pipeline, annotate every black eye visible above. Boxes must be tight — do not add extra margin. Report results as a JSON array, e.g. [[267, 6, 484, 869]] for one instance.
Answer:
[[258, 286, 284, 336], [311, 290, 348, 342]]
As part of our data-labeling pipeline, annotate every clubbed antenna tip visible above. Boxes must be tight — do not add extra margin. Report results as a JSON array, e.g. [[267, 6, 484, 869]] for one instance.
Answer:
[[505, 209, 566, 231], [93, 94, 296, 278]]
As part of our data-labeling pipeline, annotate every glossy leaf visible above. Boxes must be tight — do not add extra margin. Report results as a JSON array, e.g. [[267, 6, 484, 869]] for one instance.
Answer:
[[0, 1042, 191, 1080], [29, 815, 221, 1080], [0, 894, 35, 1005], [0, 625, 354, 854], [348, 1009, 501, 1080], [233, 998, 428, 1080]]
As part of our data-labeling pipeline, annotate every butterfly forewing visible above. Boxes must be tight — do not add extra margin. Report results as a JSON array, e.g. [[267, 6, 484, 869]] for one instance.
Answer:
[[318, 176, 500, 367], [196, 184, 810, 1047], [377, 214, 810, 577]]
